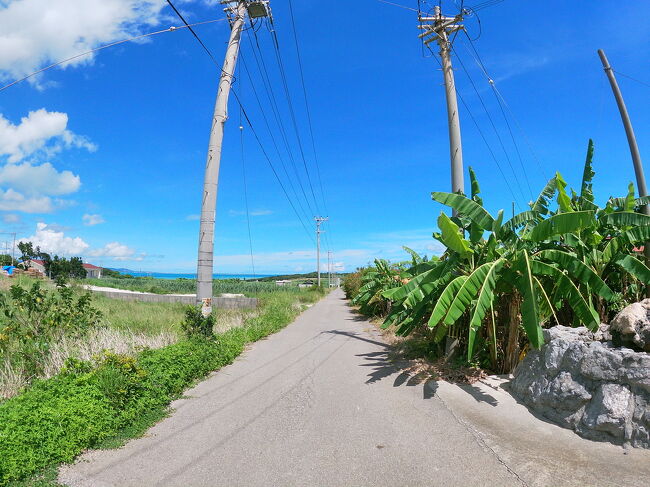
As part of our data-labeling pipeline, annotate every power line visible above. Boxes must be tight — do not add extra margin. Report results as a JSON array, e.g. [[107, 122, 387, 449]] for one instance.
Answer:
[[246, 27, 317, 218], [166, 0, 315, 243], [165, 0, 221, 67], [239, 105, 256, 278], [239, 55, 312, 225], [268, 27, 321, 215], [0, 18, 227, 92], [422, 41, 522, 207], [286, 0, 329, 217], [447, 43, 529, 205], [286, 0, 333, 253], [461, 32, 547, 182], [613, 69, 650, 89]]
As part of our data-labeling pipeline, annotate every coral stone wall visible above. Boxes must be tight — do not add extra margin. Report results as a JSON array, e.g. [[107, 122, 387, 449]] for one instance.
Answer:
[[510, 325, 650, 448]]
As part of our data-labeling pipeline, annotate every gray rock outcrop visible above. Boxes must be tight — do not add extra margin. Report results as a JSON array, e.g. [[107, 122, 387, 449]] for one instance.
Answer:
[[510, 320, 650, 449]]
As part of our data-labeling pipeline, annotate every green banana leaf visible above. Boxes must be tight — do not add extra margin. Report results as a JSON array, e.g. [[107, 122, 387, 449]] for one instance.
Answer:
[[526, 210, 596, 241], [431, 192, 495, 230], [537, 249, 614, 300]]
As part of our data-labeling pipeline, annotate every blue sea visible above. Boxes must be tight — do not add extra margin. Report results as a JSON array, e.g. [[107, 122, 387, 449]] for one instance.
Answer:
[[126, 272, 274, 280]]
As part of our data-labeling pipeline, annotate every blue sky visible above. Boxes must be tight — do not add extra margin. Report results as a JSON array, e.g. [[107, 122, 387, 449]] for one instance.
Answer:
[[0, 0, 649, 274]]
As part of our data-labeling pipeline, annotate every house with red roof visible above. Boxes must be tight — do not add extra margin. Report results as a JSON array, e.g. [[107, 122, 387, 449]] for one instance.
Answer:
[[82, 263, 102, 279], [29, 259, 102, 279]]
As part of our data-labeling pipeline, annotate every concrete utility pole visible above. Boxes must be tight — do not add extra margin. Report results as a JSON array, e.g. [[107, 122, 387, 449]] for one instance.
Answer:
[[196, 1, 271, 316], [327, 250, 332, 287], [597, 49, 648, 215], [419, 6, 465, 212], [598, 49, 650, 297], [314, 217, 328, 286]]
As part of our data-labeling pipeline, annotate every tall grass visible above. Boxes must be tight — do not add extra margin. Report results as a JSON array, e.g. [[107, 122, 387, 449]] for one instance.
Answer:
[[84, 276, 305, 296]]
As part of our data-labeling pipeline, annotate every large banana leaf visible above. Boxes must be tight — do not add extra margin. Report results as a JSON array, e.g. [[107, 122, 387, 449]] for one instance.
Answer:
[[612, 254, 650, 284], [556, 172, 574, 213], [530, 260, 600, 330], [602, 225, 650, 261], [503, 210, 539, 231], [467, 259, 505, 359], [427, 275, 468, 328], [518, 250, 544, 349], [537, 249, 614, 300], [529, 176, 558, 216], [599, 211, 650, 228], [382, 268, 433, 304], [431, 192, 495, 230], [579, 139, 595, 205], [437, 213, 472, 256], [624, 183, 636, 211], [526, 210, 596, 241], [444, 261, 504, 326]]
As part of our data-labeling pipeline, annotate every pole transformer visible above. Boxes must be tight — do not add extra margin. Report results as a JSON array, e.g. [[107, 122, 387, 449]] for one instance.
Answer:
[[314, 217, 328, 286], [418, 6, 465, 213], [196, 1, 271, 316]]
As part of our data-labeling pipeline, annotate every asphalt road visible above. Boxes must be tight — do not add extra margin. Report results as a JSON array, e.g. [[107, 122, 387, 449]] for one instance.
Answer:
[[60, 290, 647, 487]]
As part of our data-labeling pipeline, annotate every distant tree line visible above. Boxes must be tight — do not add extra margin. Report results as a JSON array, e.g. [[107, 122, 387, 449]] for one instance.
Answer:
[[17, 241, 86, 280]]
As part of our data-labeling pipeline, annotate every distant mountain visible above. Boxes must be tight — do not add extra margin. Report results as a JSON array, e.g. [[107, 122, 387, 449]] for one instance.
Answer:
[[106, 267, 138, 274]]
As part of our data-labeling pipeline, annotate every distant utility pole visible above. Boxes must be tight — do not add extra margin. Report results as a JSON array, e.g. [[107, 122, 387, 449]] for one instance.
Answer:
[[314, 217, 328, 286], [327, 250, 332, 287], [196, 0, 272, 316], [418, 6, 465, 214], [0, 232, 16, 265]]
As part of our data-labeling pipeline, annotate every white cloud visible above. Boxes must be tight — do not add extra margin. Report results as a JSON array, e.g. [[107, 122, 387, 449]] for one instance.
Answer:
[[0, 0, 167, 84], [88, 241, 142, 261], [83, 213, 105, 226], [0, 109, 95, 163], [21, 222, 89, 255], [1, 213, 20, 223], [185, 214, 200, 221], [0, 189, 55, 213], [0, 162, 81, 195]]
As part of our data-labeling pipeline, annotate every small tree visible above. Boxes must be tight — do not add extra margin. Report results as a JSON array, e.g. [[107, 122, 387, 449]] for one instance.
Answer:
[[17, 241, 36, 268]]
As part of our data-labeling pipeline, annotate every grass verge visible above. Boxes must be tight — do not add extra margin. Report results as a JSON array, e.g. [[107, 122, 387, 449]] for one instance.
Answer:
[[0, 287, 327, 486]]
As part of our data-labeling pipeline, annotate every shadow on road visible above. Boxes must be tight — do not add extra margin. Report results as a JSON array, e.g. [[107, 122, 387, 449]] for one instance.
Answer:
[[325, 329, 500, 407]]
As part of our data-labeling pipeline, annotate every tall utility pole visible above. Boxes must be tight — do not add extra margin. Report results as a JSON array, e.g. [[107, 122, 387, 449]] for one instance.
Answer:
[[314, 217, 328, 286], [598, 49, 650, 297], [419, 7, 465, 212], [597, 49, 648, 215], [196, 1, 271, 316]]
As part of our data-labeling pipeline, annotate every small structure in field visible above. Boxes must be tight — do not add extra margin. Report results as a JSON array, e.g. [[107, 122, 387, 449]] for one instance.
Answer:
[[275, 279, 291, 286], [82, 263, 102, 279]]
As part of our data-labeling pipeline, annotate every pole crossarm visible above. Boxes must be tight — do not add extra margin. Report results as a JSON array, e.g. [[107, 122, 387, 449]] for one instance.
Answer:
[[417, 9, 464, 46], [418, 6, 466, 206]]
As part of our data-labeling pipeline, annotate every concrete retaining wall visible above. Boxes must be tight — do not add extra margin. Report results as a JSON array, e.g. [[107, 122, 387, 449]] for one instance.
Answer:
[[90, 289, 258, 309]]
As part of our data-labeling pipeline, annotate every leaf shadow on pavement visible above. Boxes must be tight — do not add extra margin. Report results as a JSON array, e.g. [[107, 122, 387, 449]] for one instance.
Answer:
[[323, 328, 499, 407]]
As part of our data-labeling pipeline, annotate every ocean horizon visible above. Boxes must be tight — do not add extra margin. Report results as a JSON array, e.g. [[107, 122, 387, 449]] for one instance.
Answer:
[[124, 271, 276, 280]]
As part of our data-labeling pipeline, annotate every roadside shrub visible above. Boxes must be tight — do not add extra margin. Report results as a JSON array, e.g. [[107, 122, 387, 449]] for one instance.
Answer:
[[0, 288, 325, 484], [0, 281, 101, 384], [180, 306, 216, 338], [342, 269, 365, 300]]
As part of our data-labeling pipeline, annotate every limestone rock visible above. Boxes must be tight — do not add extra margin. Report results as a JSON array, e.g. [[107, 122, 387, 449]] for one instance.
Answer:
[[610, 299, 650, 352], [511, 320, 650, 449]]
